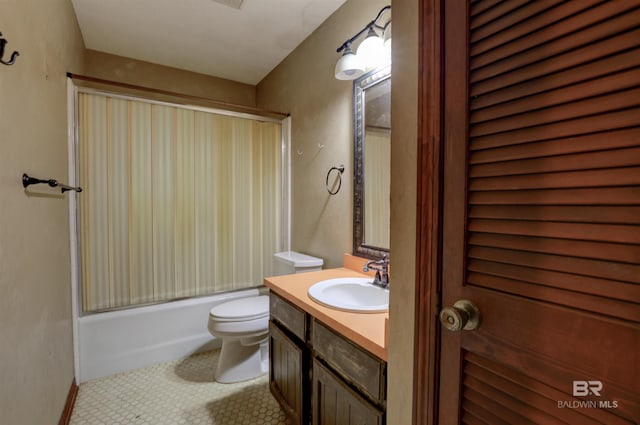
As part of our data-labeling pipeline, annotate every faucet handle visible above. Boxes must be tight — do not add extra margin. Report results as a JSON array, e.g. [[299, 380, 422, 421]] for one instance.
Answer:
[[363, 255, 389, 272]]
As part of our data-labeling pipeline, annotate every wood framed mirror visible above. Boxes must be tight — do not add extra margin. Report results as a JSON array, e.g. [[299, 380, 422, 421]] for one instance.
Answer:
[[353, 66, 391, 260]]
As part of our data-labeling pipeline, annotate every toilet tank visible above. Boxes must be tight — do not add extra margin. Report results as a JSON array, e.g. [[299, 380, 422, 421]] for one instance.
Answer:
[[273, 251, 323, 276]]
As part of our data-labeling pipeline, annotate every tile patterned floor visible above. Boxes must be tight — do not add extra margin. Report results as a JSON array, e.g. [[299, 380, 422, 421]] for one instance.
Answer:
[[70, 350, 291, 425]]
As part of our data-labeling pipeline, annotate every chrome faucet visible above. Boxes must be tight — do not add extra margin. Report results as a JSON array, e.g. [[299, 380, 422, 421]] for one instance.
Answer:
[[363, 255, 390, 289]]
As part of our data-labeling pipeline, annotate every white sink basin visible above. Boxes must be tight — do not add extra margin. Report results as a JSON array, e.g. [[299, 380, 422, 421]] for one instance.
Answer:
[[308, 277, 389, 313]]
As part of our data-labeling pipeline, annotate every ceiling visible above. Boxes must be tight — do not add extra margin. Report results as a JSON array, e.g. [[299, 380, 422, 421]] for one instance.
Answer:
[[71, 0, 348, 85]]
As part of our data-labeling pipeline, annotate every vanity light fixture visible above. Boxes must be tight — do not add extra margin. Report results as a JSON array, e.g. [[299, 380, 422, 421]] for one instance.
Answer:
[[383, 20, 392, 59], [383, 21, 392, 49], [357, 27, 385, 70], [335, 44, 365, 80], [334, 5, 391, 80]]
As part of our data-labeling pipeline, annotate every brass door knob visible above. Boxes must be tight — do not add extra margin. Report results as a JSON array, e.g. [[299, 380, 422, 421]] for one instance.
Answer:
[[439, 299, 481, 332]]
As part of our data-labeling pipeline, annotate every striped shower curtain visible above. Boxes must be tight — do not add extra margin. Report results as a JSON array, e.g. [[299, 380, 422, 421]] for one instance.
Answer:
[[77, 91, 283, 312]]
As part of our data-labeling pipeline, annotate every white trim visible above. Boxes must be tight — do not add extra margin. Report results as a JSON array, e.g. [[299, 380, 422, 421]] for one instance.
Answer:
[[67, 79, 81, 381], [77, 86, 283, 123], [282, 116, 292, 252]]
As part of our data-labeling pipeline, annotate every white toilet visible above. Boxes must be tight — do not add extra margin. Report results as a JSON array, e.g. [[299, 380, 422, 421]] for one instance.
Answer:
[[207, 251, 323, 383]]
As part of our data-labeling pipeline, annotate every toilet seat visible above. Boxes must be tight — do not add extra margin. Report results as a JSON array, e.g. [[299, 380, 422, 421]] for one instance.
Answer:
[[208, 295, 269, 336], [209, 295, 269, 322]]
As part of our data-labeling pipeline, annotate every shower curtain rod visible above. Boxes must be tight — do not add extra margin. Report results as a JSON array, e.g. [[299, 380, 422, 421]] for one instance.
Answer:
[[66, 73, 290, 120]]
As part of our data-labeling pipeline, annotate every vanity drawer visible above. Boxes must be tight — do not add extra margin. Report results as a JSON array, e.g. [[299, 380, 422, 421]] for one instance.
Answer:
[[270, 292, 307, 341], [311, 319, 386, 405]]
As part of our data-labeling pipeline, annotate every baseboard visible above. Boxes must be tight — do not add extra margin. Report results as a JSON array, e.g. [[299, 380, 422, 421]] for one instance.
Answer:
[[58, 378, 78, 425]]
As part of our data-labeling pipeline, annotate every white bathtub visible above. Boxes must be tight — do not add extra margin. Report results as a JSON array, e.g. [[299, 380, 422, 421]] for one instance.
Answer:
[[77, 288, 262, 383]]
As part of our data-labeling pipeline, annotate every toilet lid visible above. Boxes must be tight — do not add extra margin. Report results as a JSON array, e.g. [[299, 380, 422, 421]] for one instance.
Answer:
[[210, 295, 269, 322]]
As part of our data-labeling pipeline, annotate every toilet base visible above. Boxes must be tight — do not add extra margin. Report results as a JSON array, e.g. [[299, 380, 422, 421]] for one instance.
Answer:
[[215, 338, 268, 383]]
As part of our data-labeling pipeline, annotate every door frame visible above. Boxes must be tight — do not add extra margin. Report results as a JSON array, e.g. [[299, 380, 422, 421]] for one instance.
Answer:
[[413, 0, 444, 424]]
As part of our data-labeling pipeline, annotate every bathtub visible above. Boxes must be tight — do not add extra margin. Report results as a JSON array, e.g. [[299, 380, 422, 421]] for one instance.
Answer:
[[76, 288, 263, 383]]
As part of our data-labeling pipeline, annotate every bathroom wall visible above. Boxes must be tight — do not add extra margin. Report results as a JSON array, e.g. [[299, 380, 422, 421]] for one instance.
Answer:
[[0, 0, 85, 423], [256, 0, 389, 268], [83, 49, 257, 107], [257, 0, 418, 422], [387, 0, 418, 423]]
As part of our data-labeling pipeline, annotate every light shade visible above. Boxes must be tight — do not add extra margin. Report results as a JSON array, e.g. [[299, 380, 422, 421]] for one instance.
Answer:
[[334, 46, 365, 80], [382, 22, 392, 67], [357, 28, 385, 70], [383, 21, 391, 49]]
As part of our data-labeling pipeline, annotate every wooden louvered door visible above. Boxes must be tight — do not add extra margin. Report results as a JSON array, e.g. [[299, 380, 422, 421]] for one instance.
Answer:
[[437, 1, 640, 424]]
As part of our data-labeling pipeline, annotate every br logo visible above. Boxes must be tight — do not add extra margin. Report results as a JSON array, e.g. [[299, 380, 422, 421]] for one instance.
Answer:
[[573, 381, 603, 397]]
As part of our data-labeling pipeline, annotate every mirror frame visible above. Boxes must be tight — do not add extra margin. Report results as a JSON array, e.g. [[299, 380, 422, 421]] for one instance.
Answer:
[[353, 66, 391, 260]]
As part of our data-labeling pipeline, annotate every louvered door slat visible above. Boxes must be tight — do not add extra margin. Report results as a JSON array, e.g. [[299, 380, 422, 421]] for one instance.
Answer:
[[469, 0, 502, 18], [469, 219, 640, 244], [461, 413, 489, 425], [471, 3, 640, 71], [470, 0, 568, 50], [469, 205, 640, 224], [467, 272, 640, 321], [471, 109, 639, 150], [471, 87, 640, 137], [470, 128, 640, 163], [470, 0, 529, 30], [471, 68, 640, 124], [471, 167, 640, 191], [464, 376, 566, 425], [467, 259, 640, 302], [470, 147, 640, 177], [465, 353, 633, 425], [462, 399, 511, 425], [466, 366, 583, 423], [466, 373, 592, 425], [468, 246, 640, 284], [470, 233, 640, 264], [472, 28, 640, 93], [470, 187, 640, 205], [471, 48, 640, 104], [464, 388, 538, 425]]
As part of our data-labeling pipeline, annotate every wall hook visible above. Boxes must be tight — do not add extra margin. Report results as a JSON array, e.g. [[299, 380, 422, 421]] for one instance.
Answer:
[[22, 173, 82, 193], [0, 32, 20, 66]]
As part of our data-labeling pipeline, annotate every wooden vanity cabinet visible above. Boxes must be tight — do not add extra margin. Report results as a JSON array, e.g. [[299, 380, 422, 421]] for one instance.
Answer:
[[269, 321, 307, 424], [269, 294, 309, 425], [269, 292, 387, 425]]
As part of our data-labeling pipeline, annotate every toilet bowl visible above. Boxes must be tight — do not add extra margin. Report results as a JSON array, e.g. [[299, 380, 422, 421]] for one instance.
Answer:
[[207, 251, 323, 383], [208, 295, 270, 383]]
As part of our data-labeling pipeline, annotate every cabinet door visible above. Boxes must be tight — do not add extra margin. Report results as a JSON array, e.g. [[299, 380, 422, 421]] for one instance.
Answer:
[[312, 319, 386, 406], [269, 321, 306, 425], [312, 359, 384, 425]]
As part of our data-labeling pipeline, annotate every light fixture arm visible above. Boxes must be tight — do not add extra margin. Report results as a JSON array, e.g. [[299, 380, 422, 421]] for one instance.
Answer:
[[336, 5, 391, 53]]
